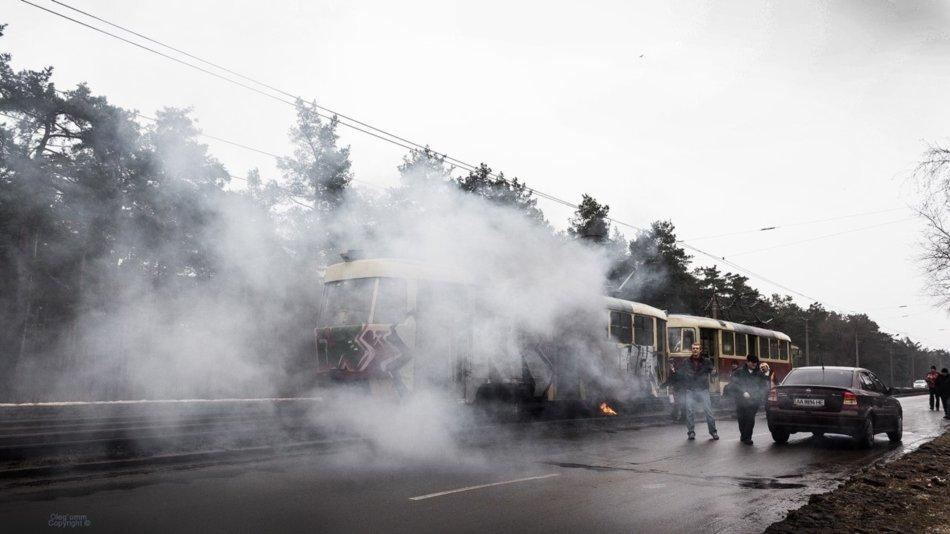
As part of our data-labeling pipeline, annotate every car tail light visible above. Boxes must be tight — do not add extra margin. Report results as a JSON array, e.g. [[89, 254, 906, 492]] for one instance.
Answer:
[[843, 391, 858, 409], [767, 389, 777, 404]]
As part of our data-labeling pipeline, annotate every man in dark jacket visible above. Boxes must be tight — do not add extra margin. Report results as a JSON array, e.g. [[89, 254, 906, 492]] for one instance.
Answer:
[[926, 366, 940, 411], [681, 342, 719, 440], [935, 368, 950, 420], [730, 354, 769, 444]]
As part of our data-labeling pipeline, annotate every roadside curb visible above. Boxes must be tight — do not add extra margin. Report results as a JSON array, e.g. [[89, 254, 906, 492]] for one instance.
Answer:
[[0, 405, 738, 481], [0, 437, 366, 482]]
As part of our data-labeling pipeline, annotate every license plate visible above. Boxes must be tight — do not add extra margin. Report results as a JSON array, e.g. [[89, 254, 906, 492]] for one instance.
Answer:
[[793, 398, 825, 408]]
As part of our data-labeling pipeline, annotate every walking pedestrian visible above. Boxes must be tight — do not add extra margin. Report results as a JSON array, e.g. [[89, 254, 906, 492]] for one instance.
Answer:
[[926, 365, 940, 411], [731, 354, 769, 444], [681, 342, 719, 441], [935, 368, 950, 420]]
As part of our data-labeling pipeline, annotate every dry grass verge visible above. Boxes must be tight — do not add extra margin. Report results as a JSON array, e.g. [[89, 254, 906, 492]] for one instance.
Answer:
[[768, 429, 950, 533]]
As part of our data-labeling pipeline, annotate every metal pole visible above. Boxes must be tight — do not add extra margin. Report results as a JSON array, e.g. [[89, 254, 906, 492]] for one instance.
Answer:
[[854, 334, 859, 367], [888, 347, 894, 386], [616, 268, 636, 292], [804, 318, 810, 367]]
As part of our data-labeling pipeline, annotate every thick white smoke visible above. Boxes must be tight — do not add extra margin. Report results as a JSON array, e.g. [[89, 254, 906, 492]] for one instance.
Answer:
[[294, 170, 626, 460], [24, 133, 636, 461]]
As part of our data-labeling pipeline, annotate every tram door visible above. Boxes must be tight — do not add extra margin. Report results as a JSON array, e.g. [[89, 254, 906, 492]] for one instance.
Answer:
[[699, 328, 720, 393]]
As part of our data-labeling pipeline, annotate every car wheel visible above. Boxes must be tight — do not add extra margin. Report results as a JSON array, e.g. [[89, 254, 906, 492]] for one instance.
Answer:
[[887, 415, 903, 443], [855, 417, 874, 448], [771, 429, 790, 444]]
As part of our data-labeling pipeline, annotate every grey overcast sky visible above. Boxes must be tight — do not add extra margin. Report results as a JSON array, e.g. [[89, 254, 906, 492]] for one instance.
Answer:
[[5, 0, 950, 349]]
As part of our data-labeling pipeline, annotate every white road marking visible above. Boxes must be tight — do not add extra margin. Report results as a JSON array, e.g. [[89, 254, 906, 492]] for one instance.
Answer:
[[409, 473, 560, 501]]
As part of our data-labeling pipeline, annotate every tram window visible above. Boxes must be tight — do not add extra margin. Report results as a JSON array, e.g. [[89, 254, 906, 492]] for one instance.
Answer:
[[769, 338, 779, 359], [656, 319, 667, 352], [610, 311, 633, 344], [322, 278, 375, 326], [668, 328, 682, 352], [759, 337, 769, 358], [372, 278, 408, 325], [721, 331, 735, 356], [748, 336, 758, 357], [634, 315, 654, 346], [668, 327, 693, 352], [682, 328, 695, 350], [779, 340, 790, 361], [736, 334, 747, 356]]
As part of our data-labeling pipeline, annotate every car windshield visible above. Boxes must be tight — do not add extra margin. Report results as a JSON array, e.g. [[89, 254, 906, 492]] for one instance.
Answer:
[[782, 369, 854, 387]]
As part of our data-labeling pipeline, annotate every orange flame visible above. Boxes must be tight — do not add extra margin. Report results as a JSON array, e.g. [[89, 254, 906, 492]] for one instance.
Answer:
[[599, 402, 618, 416]]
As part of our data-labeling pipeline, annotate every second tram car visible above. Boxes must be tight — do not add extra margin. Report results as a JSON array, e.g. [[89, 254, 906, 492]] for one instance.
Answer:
[[666, 314, 792, 394]]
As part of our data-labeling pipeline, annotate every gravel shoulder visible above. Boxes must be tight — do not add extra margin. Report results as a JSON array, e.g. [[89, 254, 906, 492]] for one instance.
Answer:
[[767, 427, 950, 533]]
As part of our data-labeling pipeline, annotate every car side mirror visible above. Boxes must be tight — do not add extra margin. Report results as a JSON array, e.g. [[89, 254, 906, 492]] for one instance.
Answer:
[[884, 386, 893, 395]]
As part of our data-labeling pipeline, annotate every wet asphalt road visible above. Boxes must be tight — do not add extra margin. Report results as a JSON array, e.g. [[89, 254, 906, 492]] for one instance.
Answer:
[[0, 395, 945, 534]]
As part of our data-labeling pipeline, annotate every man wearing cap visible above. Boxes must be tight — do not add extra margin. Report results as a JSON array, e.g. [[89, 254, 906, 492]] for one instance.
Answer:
[[935, 368, 950, 420], [731, 354, 769, 444], [680, 342, 719, 440]]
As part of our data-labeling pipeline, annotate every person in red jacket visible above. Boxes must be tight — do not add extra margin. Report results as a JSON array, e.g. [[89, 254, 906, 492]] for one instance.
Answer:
[[926, 365, 940, 411]]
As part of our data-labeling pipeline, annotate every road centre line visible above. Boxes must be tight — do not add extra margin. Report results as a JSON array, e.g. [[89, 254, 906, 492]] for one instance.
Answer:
[[409, 473, 560, 501]]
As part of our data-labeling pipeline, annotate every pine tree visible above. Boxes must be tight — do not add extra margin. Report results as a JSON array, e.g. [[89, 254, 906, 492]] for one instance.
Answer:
[[456, 163, 545, 223], [567, 194, 610, 243]]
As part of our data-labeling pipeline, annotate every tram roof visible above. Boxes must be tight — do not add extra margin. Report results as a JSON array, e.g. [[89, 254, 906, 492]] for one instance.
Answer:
[[604, 297, 667, 319], [667, 314, 791, 342], [324, 258, 467, 284]]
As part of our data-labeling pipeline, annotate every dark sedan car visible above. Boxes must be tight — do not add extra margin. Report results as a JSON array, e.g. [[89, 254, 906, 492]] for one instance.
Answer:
[[766, 366, 902, 447]]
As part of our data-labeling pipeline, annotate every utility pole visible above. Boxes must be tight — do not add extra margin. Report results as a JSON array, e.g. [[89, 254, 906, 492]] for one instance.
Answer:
[[888, 346, 894, 386], [804, 318, 810, 367], [854, 334, 860, 367]]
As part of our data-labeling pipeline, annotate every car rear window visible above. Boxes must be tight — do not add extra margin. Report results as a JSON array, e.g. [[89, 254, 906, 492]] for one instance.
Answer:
[[782, 369, 854, 387]]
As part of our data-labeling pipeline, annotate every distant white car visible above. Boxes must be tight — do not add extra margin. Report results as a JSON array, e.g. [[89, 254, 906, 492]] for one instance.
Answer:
[[913, 379, 928, 390]]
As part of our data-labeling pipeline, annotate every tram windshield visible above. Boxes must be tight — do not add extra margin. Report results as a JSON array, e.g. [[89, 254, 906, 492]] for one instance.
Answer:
[[322, 278, 375, 326], [321, 277, 408, 326]]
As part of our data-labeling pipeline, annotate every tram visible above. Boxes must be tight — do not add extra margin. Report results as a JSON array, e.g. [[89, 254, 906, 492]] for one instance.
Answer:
[[315, 257, 477, 400], [315, 257, 669, 409], [666, 314, 792, 394]]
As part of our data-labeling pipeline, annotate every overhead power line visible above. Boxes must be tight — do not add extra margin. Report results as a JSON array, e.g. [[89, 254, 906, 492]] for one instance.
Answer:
[[19, 0, 426, 157], [47, 0, 449, 162], [30, 0, 595, 214], [682, 206, 910, 242], [20, 0, 887, 318], [726, 217, 917, 258]]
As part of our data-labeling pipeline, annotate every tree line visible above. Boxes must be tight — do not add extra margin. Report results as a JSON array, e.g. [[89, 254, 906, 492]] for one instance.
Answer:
[[0, 24, 945, 400]]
